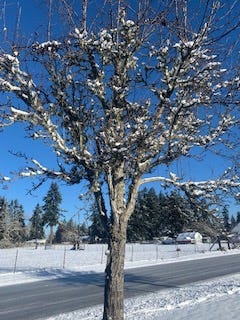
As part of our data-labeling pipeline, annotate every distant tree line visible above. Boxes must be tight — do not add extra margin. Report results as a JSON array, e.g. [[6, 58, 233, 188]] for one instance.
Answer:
[[127, 187, 220, 241], [89, 188, 240, 242], [1, 185, 239, 248]]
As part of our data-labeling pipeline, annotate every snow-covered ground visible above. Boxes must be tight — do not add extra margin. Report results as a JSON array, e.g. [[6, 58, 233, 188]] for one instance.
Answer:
[[1, 242, 240, 319]]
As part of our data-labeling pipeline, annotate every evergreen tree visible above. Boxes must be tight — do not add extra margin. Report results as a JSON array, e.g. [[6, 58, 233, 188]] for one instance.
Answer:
[[54, 221, 65, 243], [186, 197, 221, 238], [78, 221, 88, 236], [8, 199, 26, 243], [42, 182, 62, 244], [230, 215, 236, 229], [128, 188, 170, 241], [0, 197, 8, 245], [145, 188, 161, 239], [158, 192, 168, 234], [29, 204, 45, 240], [161, 191, 189, 237], [127, 188, 150, 241], [236, 212, 240, 224], [89, 201, 108, 242], [128, 189, 185, 241], [222, 206, 230, 232]]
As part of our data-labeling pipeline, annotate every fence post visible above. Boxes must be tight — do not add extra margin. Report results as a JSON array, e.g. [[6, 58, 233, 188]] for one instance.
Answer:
[[101, 245, 104, 264], [156, 245, 159, 261], [176, 244, 180, 257], [131, 244, 134, 262], [13, 249, 19, 273], [63, 246, 67, 269]]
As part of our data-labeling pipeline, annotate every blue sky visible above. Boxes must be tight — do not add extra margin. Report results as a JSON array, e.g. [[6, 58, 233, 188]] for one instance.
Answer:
[[0, 0, 239, 224], [0, 123, 87, 222]]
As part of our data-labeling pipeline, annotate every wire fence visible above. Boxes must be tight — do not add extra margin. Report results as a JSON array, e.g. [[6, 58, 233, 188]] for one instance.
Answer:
[[0, 242, 224, 274]]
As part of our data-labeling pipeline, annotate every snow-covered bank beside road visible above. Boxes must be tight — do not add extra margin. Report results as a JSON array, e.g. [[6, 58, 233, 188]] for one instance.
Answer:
[[1, 243, 240, 319], [44, 273, 240, 320]]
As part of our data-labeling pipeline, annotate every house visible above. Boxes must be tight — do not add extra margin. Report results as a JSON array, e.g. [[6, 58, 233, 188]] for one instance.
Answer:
[[176, 232, 202, 244]]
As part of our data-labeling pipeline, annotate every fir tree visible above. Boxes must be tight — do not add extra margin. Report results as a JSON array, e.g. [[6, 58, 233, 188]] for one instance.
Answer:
[[127, 188, 150, 241], [0, 197, 8, 245], [230, 215, 236, 229], [145, 188, 161, 239], [222, 206, 230, 232], [162, 191, 189, 236], [42, 182, 62, 244], [8, 199, 26, 243], [54, 221, 65, 243], [29, 204, 45, 240], [89, 201, 108, 243], [236, 212, 240, 224]]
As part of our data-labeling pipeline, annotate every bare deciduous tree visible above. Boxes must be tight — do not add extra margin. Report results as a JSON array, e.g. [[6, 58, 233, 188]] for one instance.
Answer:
[[0, 1, 239, 319]]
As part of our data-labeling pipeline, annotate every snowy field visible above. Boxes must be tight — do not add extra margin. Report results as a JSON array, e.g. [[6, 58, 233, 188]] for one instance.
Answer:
[[1, 243, 240, 319], [0, 242, 215, 274]]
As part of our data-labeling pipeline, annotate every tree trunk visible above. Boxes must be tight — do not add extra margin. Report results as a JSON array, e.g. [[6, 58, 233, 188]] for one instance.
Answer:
[[103, 221, 127, 320]]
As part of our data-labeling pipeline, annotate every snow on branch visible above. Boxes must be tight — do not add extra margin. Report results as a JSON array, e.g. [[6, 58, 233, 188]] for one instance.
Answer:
[[0, 78, 21, 92], [8, 107, 92, 168], [32, 40, 62, 54], [19, 158, 71, 181], [140, 173, 240, 200]]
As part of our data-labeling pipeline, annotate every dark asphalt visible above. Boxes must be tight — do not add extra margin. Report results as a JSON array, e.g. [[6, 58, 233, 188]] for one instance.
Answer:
[[0, 253, 240, 320]]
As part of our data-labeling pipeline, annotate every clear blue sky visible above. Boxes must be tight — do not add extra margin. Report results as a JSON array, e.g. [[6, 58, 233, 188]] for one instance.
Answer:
[[0, 0, 239, 224], [0, 123, 88, 223]]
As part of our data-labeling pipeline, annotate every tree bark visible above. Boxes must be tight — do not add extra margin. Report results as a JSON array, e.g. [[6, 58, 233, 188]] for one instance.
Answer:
[[103, 221, 127, 320]]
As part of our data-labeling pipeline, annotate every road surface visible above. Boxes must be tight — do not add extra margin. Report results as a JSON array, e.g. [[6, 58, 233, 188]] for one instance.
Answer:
[[0, 254, 240, 320]]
